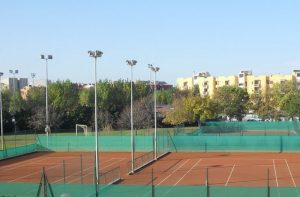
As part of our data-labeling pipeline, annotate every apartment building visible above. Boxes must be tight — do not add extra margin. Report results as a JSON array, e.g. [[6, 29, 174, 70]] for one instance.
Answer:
[[177, 70, 300, 96]]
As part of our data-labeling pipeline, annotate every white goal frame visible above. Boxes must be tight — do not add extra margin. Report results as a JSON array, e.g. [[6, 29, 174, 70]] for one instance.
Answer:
[[76, 124, 88, 136]]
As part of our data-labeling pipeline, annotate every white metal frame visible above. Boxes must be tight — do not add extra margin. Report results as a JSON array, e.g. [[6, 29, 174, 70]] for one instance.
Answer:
[[75, 124, 88, 136]]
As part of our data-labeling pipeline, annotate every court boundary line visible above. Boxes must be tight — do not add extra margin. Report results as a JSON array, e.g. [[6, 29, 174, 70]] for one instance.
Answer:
[[0, 156, 50, 172], [8, 163, 61, 183], [156, 159, 190, 186], [273, 159, 279, 187], [68, 158, 126, 183], [225, 164, 236, 186], [174, 159, 202, 186], [284, 159, 297, 187], [52, 158, 116, 184]]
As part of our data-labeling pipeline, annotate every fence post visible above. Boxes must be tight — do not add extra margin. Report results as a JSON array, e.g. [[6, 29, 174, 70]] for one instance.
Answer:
[[206, 168, 209, 197], [80, 154, 83, 184], [151, 168, 155, 197], [63, 160, 66, 184]]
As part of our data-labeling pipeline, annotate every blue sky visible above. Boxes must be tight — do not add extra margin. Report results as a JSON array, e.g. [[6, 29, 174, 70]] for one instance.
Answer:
[[1, 0, 300, 85]]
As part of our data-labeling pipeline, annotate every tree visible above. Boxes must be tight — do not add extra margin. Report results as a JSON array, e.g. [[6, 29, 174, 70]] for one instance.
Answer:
[[192, 96, 217, 123], [28, 106, 65, 130], [117, 96, 153, 129], [249, 91, 279, 120], [163, 97, 192, 125], [213, 86, 249, 120], [270, 81, 298, 118]]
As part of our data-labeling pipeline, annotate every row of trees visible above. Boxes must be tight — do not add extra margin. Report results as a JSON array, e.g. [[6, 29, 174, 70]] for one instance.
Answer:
[[163, 81, 300, 125], [1, 80, 174, 133], [2, 79, 299, 132]]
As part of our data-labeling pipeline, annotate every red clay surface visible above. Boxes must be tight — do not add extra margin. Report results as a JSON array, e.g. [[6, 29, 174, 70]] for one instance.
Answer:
[[1, 152, 300, 187]]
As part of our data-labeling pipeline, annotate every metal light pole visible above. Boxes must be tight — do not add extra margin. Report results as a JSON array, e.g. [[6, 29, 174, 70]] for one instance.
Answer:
[[148, 64, 160, 160], [9, 69, 18, 134], [126, 59, 137, 174], [31, 73, 36, 87], [88, 50, 103, 188], [41, 55, 52, 136], [148, 65, 153, 90], [0, 72, 4, 150]]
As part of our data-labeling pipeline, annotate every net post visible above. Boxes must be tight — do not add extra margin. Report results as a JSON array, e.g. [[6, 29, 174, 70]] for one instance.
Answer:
[[151, 168, 155, 197], [67, 143, 70, 152], [80, 154, 83, 184], [267, 168, 270, 197], [94, 165, 99, 197], [63, 160, 66, 184], [206, 168, 209, 197]]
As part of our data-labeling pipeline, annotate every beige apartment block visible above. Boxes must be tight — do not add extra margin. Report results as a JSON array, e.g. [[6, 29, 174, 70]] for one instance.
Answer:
[[176, 77, 194, 90], [246, 75, 269, 95], [176, 70, 300, 96], [197, 76, 216, 96]]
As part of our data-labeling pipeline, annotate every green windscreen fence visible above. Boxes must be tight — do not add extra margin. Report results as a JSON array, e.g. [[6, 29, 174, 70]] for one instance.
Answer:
[[180, 121, 300, 136], [0, 144, 37, 160], [37, 135, 300, 153], [1, 183, 300, 197]]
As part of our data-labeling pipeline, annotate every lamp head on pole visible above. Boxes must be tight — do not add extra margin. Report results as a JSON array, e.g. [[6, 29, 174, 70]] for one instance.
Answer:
[[31, 73, 36, 78], [88, 50, 103, 58], [0, 72, 3, 77], [9, 70, 18, 74], [126, 59, 137, 66], [41, 54, 53, 60], [148, 64, 160, 72]]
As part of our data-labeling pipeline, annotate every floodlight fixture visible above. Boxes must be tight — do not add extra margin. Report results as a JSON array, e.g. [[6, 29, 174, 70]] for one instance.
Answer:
[[88, 50, 103, 58], [148, 64, 160, 160], [0, 72, 3, 150], [9, 69, 18, 134], [88, 49, 103, 193], [40, 54, 53, 135], [126, 59, 137, 174]]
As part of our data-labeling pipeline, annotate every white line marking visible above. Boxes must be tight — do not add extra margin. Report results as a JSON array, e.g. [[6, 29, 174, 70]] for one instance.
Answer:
[[8, 163, 60, 182], [285, 159, 297, 187], [225, 164, 236, 186], [157, 159, 190, 186], [174, 159, 202, 186], [273, 159, 279, 187], [68, 158, 126, 183], [52, 158, 116, 183], [0, 157, 50, 172]]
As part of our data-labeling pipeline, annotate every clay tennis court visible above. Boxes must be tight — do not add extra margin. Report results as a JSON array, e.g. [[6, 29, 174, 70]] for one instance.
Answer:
[[1, 151, 300, 188]]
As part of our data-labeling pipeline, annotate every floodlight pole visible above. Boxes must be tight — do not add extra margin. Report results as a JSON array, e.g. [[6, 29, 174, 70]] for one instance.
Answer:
[[9, 69, 18, 134], [31, 73, 36, 87], [148, 64, 159, 160], [41, 55, 52, 136], [0, 72, 4, 150], [88, 50, 103, 188], [126, 59, 137, 174]]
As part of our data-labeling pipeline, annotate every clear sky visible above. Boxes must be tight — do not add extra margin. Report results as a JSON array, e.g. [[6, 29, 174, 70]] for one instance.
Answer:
[[1, 0, 300, 85]]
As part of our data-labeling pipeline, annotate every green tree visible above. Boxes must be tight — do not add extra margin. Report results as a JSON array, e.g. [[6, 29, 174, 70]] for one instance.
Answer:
[[213, 86, 249, 120]]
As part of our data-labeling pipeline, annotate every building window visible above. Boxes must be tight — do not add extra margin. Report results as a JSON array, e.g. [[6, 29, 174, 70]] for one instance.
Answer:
[[297, 73, 300, 77], [225, 80, 229, 85], [239, 74, 244, 78]]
